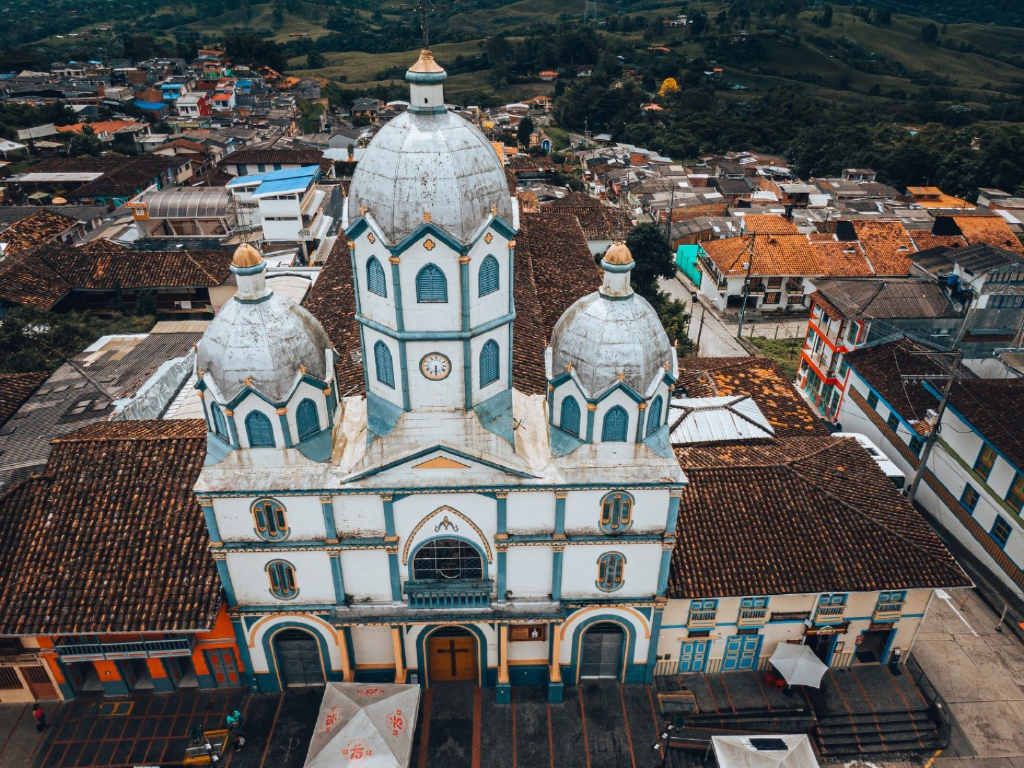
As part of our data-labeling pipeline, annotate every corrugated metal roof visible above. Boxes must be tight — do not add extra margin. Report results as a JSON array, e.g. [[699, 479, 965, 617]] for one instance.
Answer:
[[668, 395, 774, 444]]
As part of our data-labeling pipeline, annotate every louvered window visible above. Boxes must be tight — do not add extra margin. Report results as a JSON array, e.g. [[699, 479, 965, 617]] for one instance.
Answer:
[[266, 560, 298, 599], [252, 498, 288, 541], [560, 397, 581, 436], [374, 341, 395, 388], [416, 264, 447, 302], [601, 406, 628, 442], [646, 396, 663, 437], [596, 552, 625, 592], [480, 340, 500, 387], [599, 492, 633, 534], [296, 399, 319, 440], [479, 255, 499, 296], [211, 403, 228, 438], [245, 411, 275, 448], [366, 257, 387, 297]]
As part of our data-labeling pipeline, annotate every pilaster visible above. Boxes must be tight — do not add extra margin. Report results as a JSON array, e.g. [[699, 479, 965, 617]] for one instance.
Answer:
[[198, 496, 222, 545], [211, 550, 236, 607], [320, 495, 338, 543], [329, 549, 346, 605], [551, 542, 565, 602], [276, 407, 293, 448], [657, 537, 675, 597]]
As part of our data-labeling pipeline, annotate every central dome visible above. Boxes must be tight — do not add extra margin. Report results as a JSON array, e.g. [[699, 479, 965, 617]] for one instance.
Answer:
[[347, 53, 513, 245]]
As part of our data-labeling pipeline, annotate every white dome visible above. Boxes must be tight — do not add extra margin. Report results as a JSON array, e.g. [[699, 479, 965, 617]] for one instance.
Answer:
[[348, 109, 513, 244], [550, 291, 673, 397], [197, 291, 332, 403]]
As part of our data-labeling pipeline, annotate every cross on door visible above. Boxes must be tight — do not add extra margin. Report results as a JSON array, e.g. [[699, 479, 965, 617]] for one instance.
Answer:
[[435, 639, 470, 677]]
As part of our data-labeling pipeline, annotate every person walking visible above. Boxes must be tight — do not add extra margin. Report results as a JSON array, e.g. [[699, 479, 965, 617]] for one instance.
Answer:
[[233, 734, 246, 752], [32, 703, 46, 732]]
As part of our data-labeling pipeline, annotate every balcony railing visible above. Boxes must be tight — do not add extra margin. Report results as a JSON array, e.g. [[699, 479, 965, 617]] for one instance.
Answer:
[[814, 605, 846, 624], [737, 608, 768, 627], [872, 602, 905, 622], [404, 579, 493, 609], [687, 610, 717, 629], [55, 636, 193, 662]]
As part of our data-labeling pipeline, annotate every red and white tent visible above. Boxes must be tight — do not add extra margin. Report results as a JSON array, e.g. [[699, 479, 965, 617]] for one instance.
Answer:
[[303, 683, 421, 768]]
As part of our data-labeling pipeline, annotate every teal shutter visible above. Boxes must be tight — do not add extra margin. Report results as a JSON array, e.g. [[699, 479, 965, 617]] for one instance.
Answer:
[[245, 411, 275, 447], [266, 560, 298, 599], [416, 264, 447, 302], [479, 255, 499, 296], [366, 257, 387, 297], [646, 396, 663, 437], [560, 397, 581, 436], [596, 552, 625, 591], [296, 399, 319, 440], [211, 403, 227, 437], [374, 341, 395, 388], [480, 340, 500, 386], [601, 406, 628, 442]]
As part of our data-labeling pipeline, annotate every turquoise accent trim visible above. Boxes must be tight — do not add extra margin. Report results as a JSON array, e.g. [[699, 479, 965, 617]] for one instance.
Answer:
[[600, 259, 635, 273], [234, 293, 274, 305], [554, 495, 566, 536], [566, 613, 639, 684], [665, 494, 681, 534], [366, 391, 404, 438], [409, 536, 489, 580], [222, 373, 330, 411], [278, 411, 293, 448], [601, 293, 634, 301], [214, 556, 236, 606], [296, 428, 333, 462], [596, 380, 647, 405], [496, 682, 511, 704], [329, 553, 346, 604], [320, 497, 337, 540], [657, 547, 672, 596], [406, 70, 447, 84], [585, 405, 595, 442], [204, 480, 686, 498], [390, 259, 405, 332], [642, 425, 674, 458], [260, 621, 338, 693], [346, 443, 538, 482], [151, 675, 174, 693], [496, 549, 507, 599], [390, 220, 466, 256], [388, 552, 402, 601], [225, 411, 240, 448], [201, 500, 222, 544], [408, 105, 448, 115], [231, 262, 267, 276], [496, 495, 507, 535], [383, 495, 396, 538], [551, 549, 564, 601], [398, 339, 411, 411], [473, 388, 514, 445], [550, 424, 585, 457], [645, 606, 665, 682], [413, 624, 490, 688], [57, 680, 75, 699], [461, 257, 472, 408], [356, 311, 516, 341], [548, 681, 564, 703]]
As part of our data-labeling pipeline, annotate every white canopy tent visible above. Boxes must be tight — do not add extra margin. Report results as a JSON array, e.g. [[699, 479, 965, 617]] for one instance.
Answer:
[[711, 734, 819, 768], [303, 683, 421, 768], [768, 644, 829, 688]]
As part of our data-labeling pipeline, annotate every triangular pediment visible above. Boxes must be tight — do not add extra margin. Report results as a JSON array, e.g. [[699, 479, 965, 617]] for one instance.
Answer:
[[345, 444, 538, 484], [412, 456, 472, 470]]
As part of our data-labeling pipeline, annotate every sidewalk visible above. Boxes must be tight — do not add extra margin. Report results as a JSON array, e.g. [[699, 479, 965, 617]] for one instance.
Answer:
[[0, 702, 47, 768]]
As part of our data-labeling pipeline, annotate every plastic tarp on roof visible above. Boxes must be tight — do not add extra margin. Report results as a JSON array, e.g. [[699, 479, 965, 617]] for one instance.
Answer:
[[303, 683, 421, 768], [712, 735, 819, 768], [146, 187, 229, 219]]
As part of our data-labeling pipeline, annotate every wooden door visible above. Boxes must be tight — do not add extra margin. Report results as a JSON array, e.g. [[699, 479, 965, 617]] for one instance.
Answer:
[[204, 648, 241, 687], [428, 635, 477, 683], [21, 665, 58, 700]]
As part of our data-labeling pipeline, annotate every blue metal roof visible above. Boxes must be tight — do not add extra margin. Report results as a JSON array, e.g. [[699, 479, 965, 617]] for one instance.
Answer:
[[226, 165, 320, 196], [134, 100, 167, 110]]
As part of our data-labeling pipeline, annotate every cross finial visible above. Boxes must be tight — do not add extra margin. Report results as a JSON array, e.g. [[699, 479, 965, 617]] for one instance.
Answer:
[[414, 0, 433, 48]]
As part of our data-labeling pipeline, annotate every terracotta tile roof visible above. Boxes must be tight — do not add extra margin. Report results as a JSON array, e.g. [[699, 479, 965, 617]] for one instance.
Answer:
[[703, 233, 820, 277], [908, 231, 964, 252], [676, 357, 829, 438], [670, 436, 971, 598], [808, 240, 874, 277], [945, 379, 1024, 471], [29, 157, 124, 175], [953, 215, 1024, 254], [741, 214, 800, 235], [851, 220, 914, 275], [303, 213, 600, 398], [0, 210, 77, 257], [504, 166, 517, 194], [70, 155, 191, 200], [0, 372, 48, 429], [55, 120, 146, 136], [0, 419, 221, 635], [221, 147, 322, 167], [509, 155, 555, 171]]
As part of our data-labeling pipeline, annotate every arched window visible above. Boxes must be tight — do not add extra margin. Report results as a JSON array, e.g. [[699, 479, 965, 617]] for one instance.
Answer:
[[599, 491, 633, 534], [560, 396, 581, 436], [479, 340, 500, 387], [245, 411, 275, 448], [601, 405, 628, 442], [646, 395, 663, 437], [266, 560, 298, 599], [252, 498, 289, 541], [366, 256, 387, 297], [211, 402, 228, 438], [374, 341, 395, 388], [596, 552, 626, 592], [296, 398, 320, 441], [416, 264, 447, 303], [479, 255, 499, 296], [413, 538, 484, 581]]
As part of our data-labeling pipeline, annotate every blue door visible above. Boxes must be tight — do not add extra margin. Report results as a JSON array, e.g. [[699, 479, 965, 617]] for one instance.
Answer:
[[722, 635, 763, 671], [678, 640, 710, 673]]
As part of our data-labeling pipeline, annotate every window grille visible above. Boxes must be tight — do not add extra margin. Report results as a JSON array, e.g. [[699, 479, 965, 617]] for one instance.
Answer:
[[211, 403, 228, 438], [596, 552, 625, 591], [975, 444, 997, 480], [252, 498, 289, 541], [413, 539, 483, 581], [599, 492, 633, 534], [647, 396, 663, 437], [266, 560, 298, 599]]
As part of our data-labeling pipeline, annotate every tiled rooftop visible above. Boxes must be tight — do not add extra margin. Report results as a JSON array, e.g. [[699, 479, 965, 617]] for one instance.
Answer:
[[0, 372, 48, 429], [0, 419, 221, 635], [811, 278, 958, 320], [0, 210, 77, 257]]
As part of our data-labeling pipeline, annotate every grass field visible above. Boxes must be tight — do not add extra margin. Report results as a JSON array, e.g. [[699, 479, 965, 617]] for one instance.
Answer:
[[750, 337, 804, 381]]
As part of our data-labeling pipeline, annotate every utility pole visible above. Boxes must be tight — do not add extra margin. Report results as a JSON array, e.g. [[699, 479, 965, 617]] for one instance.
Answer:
[[905, 349, 963, 505], [692, 292, 706, 357], [735, 234, 756, 340]]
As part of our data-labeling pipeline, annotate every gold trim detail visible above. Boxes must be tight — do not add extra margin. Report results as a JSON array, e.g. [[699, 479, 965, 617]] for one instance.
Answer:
[[401, 506, 494, 564]]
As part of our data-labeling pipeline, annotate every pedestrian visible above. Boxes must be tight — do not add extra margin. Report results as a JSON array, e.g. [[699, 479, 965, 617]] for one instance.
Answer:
[[32, 703, 46, 732], [233, 734, 246, 752]]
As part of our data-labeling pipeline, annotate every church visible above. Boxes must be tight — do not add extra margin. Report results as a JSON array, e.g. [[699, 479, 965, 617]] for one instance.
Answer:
[[193, 49, 685, 703]]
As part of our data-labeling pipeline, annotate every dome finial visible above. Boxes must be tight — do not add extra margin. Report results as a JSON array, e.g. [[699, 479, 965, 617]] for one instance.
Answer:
[[406, 49, 447, 114], [604, 240, 633, 266], [600, 241, 635, 298], [231, 242, 270, 301], [232, 242, 263, 268]]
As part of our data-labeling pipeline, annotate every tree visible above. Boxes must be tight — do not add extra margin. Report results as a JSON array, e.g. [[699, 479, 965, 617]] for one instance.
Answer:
[[69, 126, 102, 157], [307, 51, 326, 69], [821, 4, 834, 27], [516, 116, 534, 148], [920, 23, 938, 44], [658, 77, 680, 97], [624, 223, 675, 298]]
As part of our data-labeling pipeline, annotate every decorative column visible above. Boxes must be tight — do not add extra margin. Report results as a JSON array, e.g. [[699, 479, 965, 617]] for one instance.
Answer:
[[551, 542, 565, 602], [553, 490, 567, 537], [386, 540, 402, 603], [198, 496, 222, 545], [495, 491, 508, 535], [392, 626, 406, 684], [328, 549, 346, 605], [211, 550, 236, 607], [276, 407, 293, 448], [223, 407, 240, 447], [459, 253, 473, 409], [548, 622, 564, 703], [665, 489, 682, 534], [321, 495, 338, 543], [337, 626, 354, 682], [496, 541, 508, 602], [635, 401, 648, 442], [496, 624, 511, 704], [657, 537, 675, 597], [645, 599, 667, 683], [585, 403, 597, 442]]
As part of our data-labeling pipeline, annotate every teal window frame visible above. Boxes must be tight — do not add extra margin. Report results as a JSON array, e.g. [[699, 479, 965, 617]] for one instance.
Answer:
[[366, 257, 387, 297], [416, 263, 448, 303], [252, 498, 289, 541], [296, 398, 320, 441], [559, 396, 581, 436], [478, 255, 499, 296], [211, 403, 228, 438], [599, 491, 634, 534], [374, 341, 395, 388], [819, 593, 848, 606], [974, 444, 997, 480], [266, 560, 298, 599], [960, 483, 980, 512], [990, 515, 1012, 548], [479, 340, 500, 387], [887, 412, 900, 432], [909, 434, 924, 456], [596, 552, 625, 592], [647, 395, 663, 437], [1007, 474, 1024, 514], [867, 391, 879, 410], [740, 596, 769, 609], [245, 411, 275, 448], [601, 405, 629, 442]]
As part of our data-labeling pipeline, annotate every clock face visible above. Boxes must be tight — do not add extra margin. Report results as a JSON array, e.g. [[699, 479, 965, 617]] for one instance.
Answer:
[[420, 353, 451, 381]]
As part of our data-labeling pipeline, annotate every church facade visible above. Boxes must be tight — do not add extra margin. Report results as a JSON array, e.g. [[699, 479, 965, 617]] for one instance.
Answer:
[[192, 50, 685, 703]]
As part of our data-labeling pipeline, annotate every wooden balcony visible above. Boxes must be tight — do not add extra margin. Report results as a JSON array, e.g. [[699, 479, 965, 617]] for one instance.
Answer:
[[687, 610, 717, 629], [872, 602, 904, 622], [404, 579, 493, 608], [814, 605, 846, 624], [737, 608, 768, 627]]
